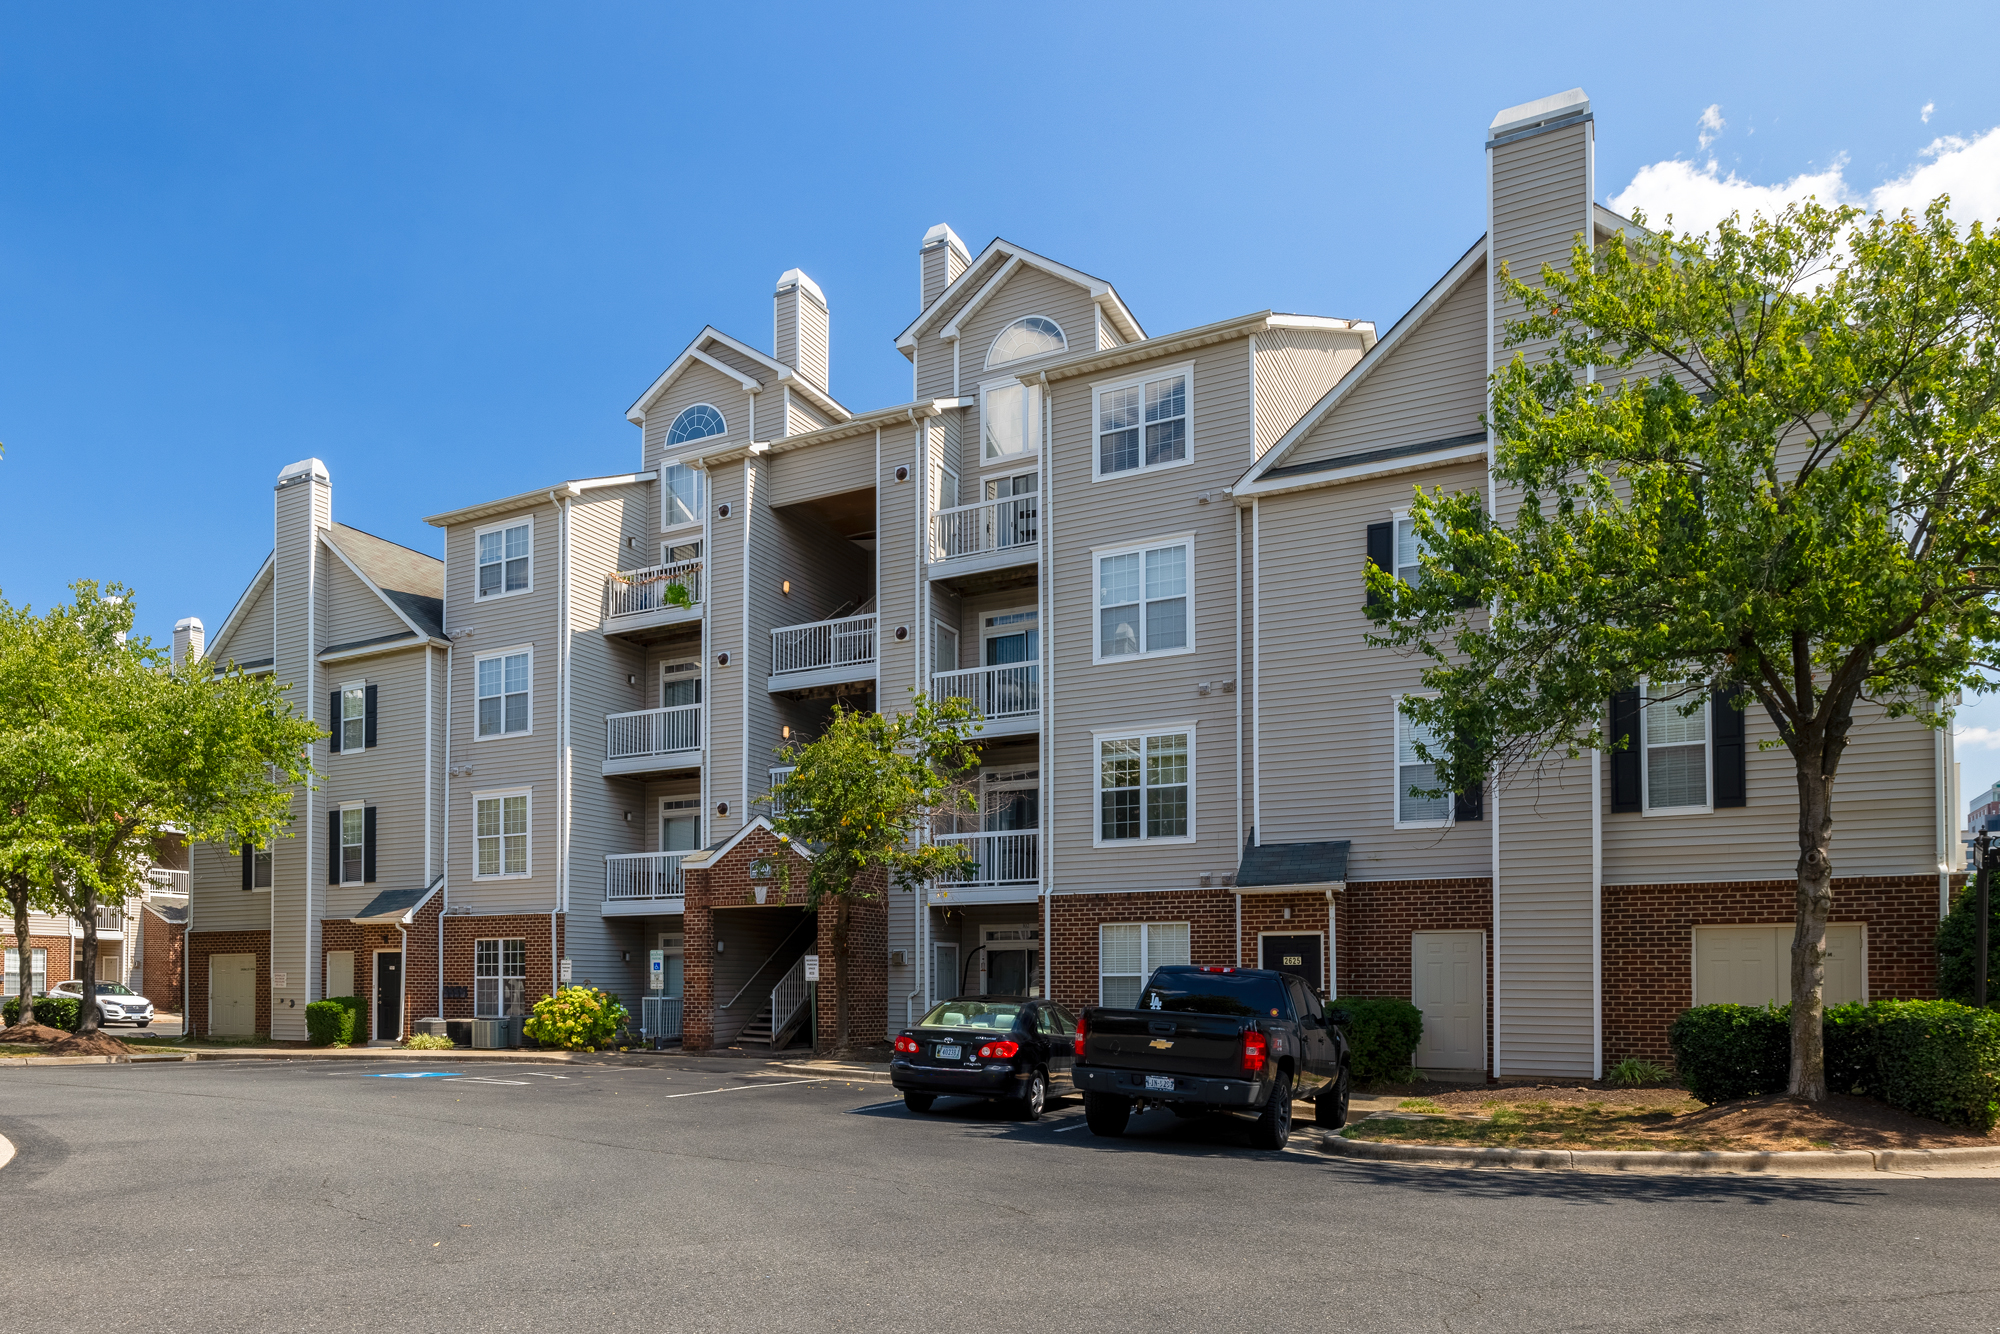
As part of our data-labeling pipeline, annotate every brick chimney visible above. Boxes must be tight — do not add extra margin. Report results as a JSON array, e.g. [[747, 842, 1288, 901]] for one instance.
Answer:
[[171, 616, 204, 669], [773, 269, 829, 393], [919, 223, 968, 310]]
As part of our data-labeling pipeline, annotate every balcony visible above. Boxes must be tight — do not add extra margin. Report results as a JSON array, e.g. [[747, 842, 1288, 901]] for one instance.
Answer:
[[768, 613, 877, 694], [604, 852, 686, 916], [146, 868, 191, 900], [603, 703, 702, 777], [933, 664, 1040, 738], [927, 830, 1040, 905], [602, 560, 703, 637], [928, 495, 1039, 580]]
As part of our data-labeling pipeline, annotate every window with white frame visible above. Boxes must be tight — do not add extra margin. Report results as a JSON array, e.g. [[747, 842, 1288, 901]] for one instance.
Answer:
[[1394, 700, 1452, 827], [662, 461, 704, 530], [931, 457, 958, 511], [981, 380, 1042, 462], [4, 946, 47, 997], [476, 519, 532, 599], [932, 620, 959, 674], [340, 683, 366, 752], [1097, 539, 1190, 660], [660, 538, 701, 566], [666, 404, 726, 447], [1394, 512, 1426, 586], [1098, 922, 1191, 1008], [252, 847, 273, 889], [1643, 679, 1711, 813], [1098, 730, 1192, 842], [340, 807, 365, 884], [474, 937, 527, 1017], [475, 791, 530, 877], [985, 316, 1066, 369], [476, 650, 531, 738], [1094, 366, 1189, 478]]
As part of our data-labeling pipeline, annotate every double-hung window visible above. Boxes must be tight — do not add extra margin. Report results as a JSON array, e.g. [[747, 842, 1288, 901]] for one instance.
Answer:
[[4, 946, 47, 997], [477, 520, 532, 599], [252, 848, 273, 889], [1642, 679, 1711, 814], [1097, 539, 1190, 660], [662, 462, 703, 530], [474, 938, 527, 1017], [1094, 365, 1190, 478], [1098, 922, 1191, 1008], [477, 650, 531, 738], [339, 807, 366, 884], [475, 791, 530, 877], [1394, 699, 1452, 827], [1098, 730, 1192, 843], [1394, 513, 1426, 586], [340, 684, 366, 752]]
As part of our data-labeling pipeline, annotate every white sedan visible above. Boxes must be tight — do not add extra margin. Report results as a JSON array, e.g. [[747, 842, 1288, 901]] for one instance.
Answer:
[[49, 980, 155, 1026]]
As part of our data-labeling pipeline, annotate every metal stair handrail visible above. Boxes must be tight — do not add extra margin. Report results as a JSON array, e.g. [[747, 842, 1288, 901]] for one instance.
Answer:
[[767, 954, 813, 1048], [718, 913, 817, 1012]]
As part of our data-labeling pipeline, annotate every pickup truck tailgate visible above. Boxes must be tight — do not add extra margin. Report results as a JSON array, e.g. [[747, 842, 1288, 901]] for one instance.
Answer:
[[1082, 1011, 1244, 1076]]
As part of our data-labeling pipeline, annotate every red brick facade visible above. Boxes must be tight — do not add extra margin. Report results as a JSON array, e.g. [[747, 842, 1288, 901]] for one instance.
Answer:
[[436, 912, 564, 1021], [186, 931, 272, 1038], [314, 891, 451, 1042], [1602, 875, 1944, 1063], [1047, 888, 1237, 1013], [2, 934, 75, 996], [140, 906, 185, 1003]]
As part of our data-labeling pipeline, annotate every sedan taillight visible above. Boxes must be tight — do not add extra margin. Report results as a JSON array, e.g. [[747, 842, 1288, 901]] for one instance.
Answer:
[[1242, 1029, 1268, 1074], [893, 1034, 920, 1054], [978, 1040, 1020, 1059], [1073, 1014, 1087, 1057]]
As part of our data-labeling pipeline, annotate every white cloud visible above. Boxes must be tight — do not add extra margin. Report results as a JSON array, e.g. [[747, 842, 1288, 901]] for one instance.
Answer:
[[1698, 103, 1725, 150], [1871, 128, 2000, 224], [1922, 101, 1936, 124], [1957, 726, 2000, 753]]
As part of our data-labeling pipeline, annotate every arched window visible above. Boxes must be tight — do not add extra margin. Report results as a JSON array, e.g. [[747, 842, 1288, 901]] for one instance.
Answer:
[[666, 404, 726, 446], [984, 316, 1067, 369]]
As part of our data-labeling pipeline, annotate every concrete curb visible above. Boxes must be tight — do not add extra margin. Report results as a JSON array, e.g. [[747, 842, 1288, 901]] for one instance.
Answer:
[[0, 1047, 586, 1067], [1322, 1133, 2000, 1174], [770, 1061, 893, 1084]]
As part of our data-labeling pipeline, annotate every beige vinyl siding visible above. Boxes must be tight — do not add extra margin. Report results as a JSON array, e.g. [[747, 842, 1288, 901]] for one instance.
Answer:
[[1252, 329, 1367, 456], [1283, 260, 1488, 469], [796, 311, 830, 400], [913, 251, 1013, 402], [190, 837, 271, 933], [786, 393, 830, 436], [322, 554, 409, 648], [642, 360, 756, 529], [210, 569, 275, 667], [957, 266, 1101, 484], [268, 474, 329, 1036], [1045, 335, 1253, 894], [321, 647, 437, 918], [1098, 314, 1119, 351], [442, 502, 562, 916], [705, 462, 750, 839], [1252, 461, 1491, 878], [876, 422, 924, 708], [768, 434, 876, 510], [702, 340, 771, 385]]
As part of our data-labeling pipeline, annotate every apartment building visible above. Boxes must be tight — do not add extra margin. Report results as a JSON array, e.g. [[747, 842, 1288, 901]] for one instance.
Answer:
[[180, 87, 1955, 1073]]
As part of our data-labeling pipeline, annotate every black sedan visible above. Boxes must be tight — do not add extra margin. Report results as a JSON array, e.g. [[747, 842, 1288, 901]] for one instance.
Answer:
[[891, 996, 1077, 1120]]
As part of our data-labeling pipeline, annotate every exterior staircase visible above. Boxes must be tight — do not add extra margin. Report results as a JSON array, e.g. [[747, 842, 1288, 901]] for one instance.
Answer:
[[735, 953, 814, 1050]]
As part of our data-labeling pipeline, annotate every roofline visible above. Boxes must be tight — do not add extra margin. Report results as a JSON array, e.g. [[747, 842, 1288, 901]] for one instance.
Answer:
[[679, 815, 812, 869], [421, 472, 656, 529], [348, 875, 444, 925], [693, 398, 962, 467], [1025, 310, 1374, 386], [1229, 882, 1346, 896], [319, 632, 452, 665], [206, 552, 274, 665], [1239, 438, 1490, 500], [626, 327, 849, 427], [894, 237, 1146, 353], [1235, 235, 1488, 496], [318, 529, 429, 642]]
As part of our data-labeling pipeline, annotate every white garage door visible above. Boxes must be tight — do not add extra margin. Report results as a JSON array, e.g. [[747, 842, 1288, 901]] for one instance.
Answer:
[[1693, 924, 1864, 1007], [1412, 931, 1486, 1073], [209, 953, 258, 1036]]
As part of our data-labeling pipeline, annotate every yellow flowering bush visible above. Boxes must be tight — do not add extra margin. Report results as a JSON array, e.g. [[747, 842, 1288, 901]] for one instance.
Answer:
[[523, 986, 628, 1052]]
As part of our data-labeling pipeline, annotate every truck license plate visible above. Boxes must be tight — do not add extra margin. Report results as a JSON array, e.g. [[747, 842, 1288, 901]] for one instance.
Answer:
[[1144, 1075, 1175, 1091], [935, 1044, 961, 1061]]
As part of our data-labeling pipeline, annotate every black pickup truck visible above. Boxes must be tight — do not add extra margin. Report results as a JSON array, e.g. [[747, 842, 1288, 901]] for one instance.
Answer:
[[1072, 964, 1350, 1149]]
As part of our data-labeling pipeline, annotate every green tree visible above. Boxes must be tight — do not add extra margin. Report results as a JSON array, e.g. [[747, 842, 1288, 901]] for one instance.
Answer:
[[1371, 199, 2000, 1100], [1937, 879, 2000, 1006], [768, 694, 982, 1052], [0, 583, 320, 1035], [0, 595, 63, 1027]]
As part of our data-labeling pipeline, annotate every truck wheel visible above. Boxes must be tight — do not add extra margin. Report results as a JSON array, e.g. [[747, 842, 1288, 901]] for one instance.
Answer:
[[1012, 1069, 1049, 1121], [1251, 1071, 1293, 1150], [1315, 1063, 1351, 1129], [1084, 1091, 1130, 1137], [904, 1092, 935, 1114]]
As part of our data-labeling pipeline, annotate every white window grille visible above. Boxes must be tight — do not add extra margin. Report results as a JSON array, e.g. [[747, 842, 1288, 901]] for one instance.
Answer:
[[477, 520, 532, 599], [477, 651, 531, 737], [474, 937, 527, 1017], [1098, 731, 1191, 842], [1097, 540, 1190, 660], [1098, 922, 1191, 1008], [475, 792, 530, 877]]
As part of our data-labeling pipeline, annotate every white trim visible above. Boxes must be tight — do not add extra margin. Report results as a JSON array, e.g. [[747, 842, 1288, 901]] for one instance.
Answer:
[[1255, 929, 1328, 990], [470, 786, 533, 880], [625, 327, 847, 427], [337, 804, 368, 887], [1089, 723, 1198, 848], [1638, 677, 1714, 817], [977, 375, 1042, 466], [1091, 532, 1197, 665], [471, 644, 535, 741], [206, 552, 274, 667], [317, 530, 430, 642], [472, 514, 535, 602], [982, 314, 1070, 371], [1391, 694, 1454, 830], [898, 239, 1145, 351], [1251, 497, 1262, 845], [1095, 921, 1193, 1007], [336, 679, 368, 753], [1089, 360, 1195, 483], [686, 352, 759, 394], [942, 256, 1024, 341]]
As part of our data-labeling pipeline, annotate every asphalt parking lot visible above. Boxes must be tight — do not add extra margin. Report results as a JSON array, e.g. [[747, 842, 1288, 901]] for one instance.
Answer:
[[2, 1058, 1995, 1333]]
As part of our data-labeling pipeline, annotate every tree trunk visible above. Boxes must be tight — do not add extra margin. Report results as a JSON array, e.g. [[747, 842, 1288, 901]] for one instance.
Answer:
[[7, 875, 34, 1028], [832, 895, 852, 1055], [1787, 765, 1836, 1101], [75, 891, 100, 1037]]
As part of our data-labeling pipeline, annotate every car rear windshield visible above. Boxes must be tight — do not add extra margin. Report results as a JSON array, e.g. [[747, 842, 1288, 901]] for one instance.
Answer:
[[1139, 972, 1288, 1018], [920, 1001, 1024, 1031]]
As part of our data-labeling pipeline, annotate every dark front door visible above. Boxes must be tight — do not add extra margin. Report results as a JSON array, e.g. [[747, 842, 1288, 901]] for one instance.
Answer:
[[375, 952, 402, 1041], [1261, 934, 1323, 992]]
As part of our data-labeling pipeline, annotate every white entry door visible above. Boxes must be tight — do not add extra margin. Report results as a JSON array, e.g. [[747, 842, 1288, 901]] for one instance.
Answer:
[[1411, 931, 1485, 1072], [209, 953, 257, 1036]]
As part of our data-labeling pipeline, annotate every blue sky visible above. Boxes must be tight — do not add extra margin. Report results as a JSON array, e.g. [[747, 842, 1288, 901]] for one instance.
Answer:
[[5, 2, 1999, 789]]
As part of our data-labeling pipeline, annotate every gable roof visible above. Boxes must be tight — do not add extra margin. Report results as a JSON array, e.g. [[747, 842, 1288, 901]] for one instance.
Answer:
[[206, 551, 274, 667], [324, 524, 445, 640], [1236, 837, 1349, 892], [625, 326, 849, 428], [348, 877, 443, 924], [679, 815, 812, 870], [894, 237, 1145, 357]]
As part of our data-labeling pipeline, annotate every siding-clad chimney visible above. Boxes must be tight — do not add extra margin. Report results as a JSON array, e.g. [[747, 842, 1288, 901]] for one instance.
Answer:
[[919, 223, 969, 310], [272, 456, 331, 1035], [773, 269, 829, 393], [172, 616, 204, 669]]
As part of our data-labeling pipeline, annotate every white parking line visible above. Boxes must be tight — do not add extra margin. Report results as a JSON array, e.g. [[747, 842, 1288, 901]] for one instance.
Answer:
[[1051, 1119, 1089, 1132], [661, 1078, 822, 1100], [458, 1077, 531, 1085]]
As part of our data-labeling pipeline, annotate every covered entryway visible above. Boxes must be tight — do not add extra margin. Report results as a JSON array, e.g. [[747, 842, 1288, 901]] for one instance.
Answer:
[[374, 951, 402, 1041], [209, 953, 257, 1036], [1412, 930, 1485, 1075]]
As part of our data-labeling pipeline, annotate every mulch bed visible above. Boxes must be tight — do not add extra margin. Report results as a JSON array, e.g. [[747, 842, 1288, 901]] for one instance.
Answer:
[[0, 1024, 136, 1057], [0, 1023, 72, 1044]]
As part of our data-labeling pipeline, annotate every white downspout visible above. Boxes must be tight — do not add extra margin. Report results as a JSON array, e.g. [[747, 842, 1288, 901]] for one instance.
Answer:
[[1038, 372, 1053, 1002], [440, 642, 451, 1018]]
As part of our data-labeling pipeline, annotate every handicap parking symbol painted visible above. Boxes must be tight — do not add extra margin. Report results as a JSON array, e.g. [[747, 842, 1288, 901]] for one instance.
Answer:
[[368, 1071, 461, 1079]]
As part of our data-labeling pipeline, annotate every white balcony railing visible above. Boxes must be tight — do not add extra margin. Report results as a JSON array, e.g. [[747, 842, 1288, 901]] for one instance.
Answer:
[[606, 704, 702, 761], [605, 560, 702, 619], [771, 614, 877, 677], [929, 494, 1039, 563], [606, 852, 687, 904], [767, 766, 797, 815], [933, 664, 1039, 720], [934, 830, 1039, 887], [146, 868, 191, 898]]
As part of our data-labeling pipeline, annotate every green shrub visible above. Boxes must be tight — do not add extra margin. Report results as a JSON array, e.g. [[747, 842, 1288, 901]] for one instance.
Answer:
[[523, 986, 627, 1052], [4, 995, 81, 1031], [306, 997, 360, 1046], [1823, 1001, 1878, 1096], [1607, 1056, 1672, 1087], [1869, 999, 2000, 1133], [1936, 883, 2000, 1005], [1330, 996, 1425, 1083], [403, 1032, 455, 1050], [1668, 1003, 1789, 1103]]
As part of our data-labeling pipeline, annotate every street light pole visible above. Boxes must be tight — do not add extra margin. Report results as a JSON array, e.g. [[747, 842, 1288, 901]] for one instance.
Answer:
[[1976, 830, 1992, 1010]]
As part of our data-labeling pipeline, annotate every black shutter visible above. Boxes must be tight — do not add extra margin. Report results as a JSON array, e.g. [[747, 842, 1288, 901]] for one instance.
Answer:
[[1609, 689, 1642, 813], [1365, 521, 1393, 608], [1713, 688, 1747, 808], [328, 811, 341, 884], [363, 807, 377, 883], [328, 691, 342, 752], [241, 843, 253, 892], [364, 683, 379, 749]]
